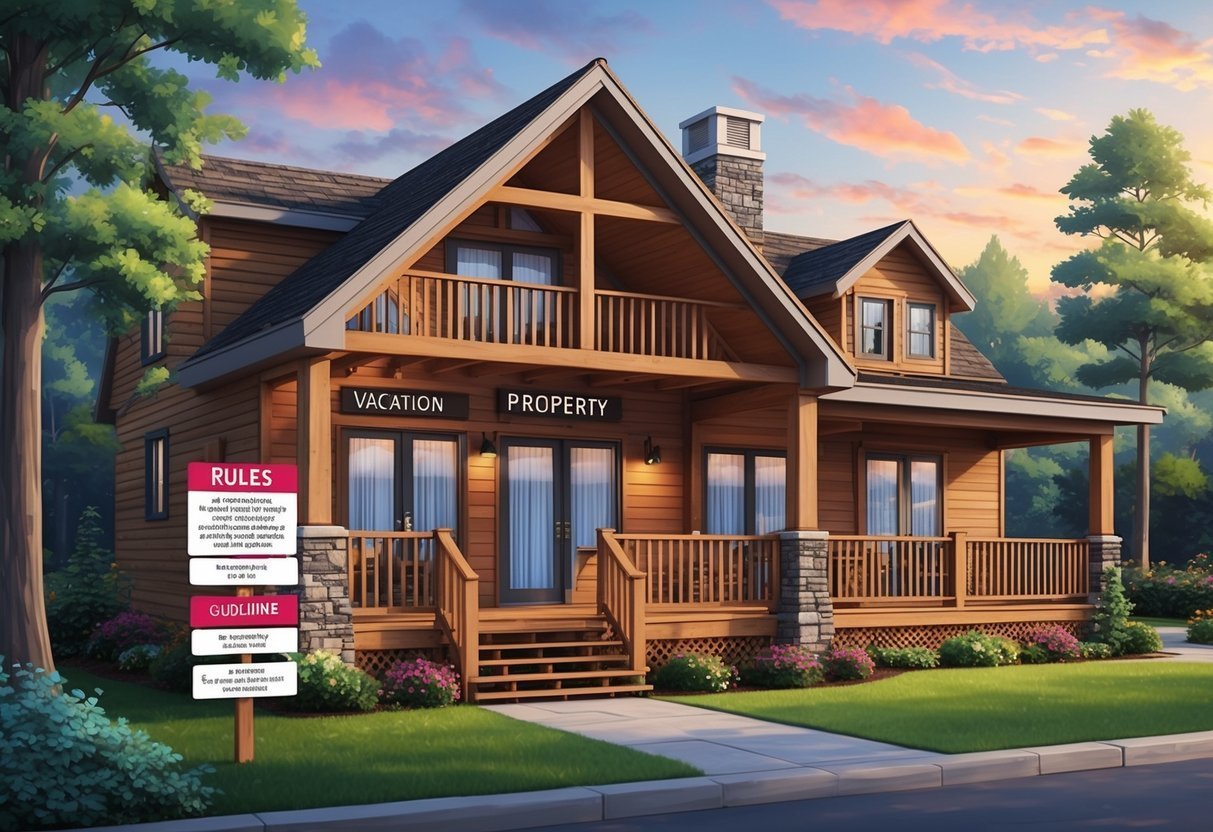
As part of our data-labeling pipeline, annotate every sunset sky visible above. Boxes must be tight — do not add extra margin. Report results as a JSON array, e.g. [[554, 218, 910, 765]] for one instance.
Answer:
[[183, 0, 1213, 291]]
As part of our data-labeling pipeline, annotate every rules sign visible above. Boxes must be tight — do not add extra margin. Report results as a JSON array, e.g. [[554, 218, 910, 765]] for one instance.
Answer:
[[188, 463, 297, 556]]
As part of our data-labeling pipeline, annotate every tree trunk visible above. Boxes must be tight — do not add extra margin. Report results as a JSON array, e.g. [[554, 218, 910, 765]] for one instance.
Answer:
[[0, 238, 53, 669], [1135, 343, 1151, 569]]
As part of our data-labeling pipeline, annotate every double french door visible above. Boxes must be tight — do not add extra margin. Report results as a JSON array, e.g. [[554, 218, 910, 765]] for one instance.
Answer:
[[500, 438, 619, 604]]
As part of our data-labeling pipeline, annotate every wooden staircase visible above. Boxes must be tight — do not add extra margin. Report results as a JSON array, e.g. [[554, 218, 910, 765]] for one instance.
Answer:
[[469, 606, 652, 702]]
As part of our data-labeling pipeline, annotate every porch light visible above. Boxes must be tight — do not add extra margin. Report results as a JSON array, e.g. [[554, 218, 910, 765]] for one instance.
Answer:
[[479, 432, 498, 458], [644, 436, 661, 465]]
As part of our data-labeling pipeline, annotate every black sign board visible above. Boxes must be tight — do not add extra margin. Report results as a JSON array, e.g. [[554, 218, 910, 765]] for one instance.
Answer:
[[498, 389, 623, 421], [341, 387, 469, 419]]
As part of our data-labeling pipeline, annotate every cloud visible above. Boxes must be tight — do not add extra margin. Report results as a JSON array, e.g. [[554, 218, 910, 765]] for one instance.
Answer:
[[1084, 10, 1213, 91], [905, 52, 1023, 103], [1036, 107, 1076, 122], [733, 77, 969, 163], [977, 115, 1014, 127], [266, 23, 504, 132], [956, 182, 1061, 201], [333, 129, 453, 164], [1016, 136, 1087, 157], [461, 0, 652, 64], [766, 0, 1108, 53]]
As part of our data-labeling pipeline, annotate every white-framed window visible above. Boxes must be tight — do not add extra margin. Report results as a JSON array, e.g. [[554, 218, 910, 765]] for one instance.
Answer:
[[858, 298, 892, 359], [141, 308, 165, 364], [907, 302, 936, 359], [704, 448, 787, 535]]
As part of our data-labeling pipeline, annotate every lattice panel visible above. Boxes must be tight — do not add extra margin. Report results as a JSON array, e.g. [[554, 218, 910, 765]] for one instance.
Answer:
[[834, 620, 1083, 650], [356, 646, 448, 678], [647, 636, 770, 671]]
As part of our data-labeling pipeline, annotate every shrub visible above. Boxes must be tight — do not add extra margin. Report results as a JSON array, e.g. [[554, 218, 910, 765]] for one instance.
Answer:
[[1187, 619, 1213, 644], [741, 644, 824, 688], [1024, 626, 1082, 663], [117, 644, 162, 672], [651, 653, 736, 692], [1120, 621, 1163, 655], [1019, 644, 1050, 664], [149, 633, 202, 694], [938, 631, 1014, 668], [381, 657, 462, 708], [1123, 557, 1213, 619], [1089, 567, 1136, 656], [822, 646, 875, 681], [86, 610, 169, 662], [44, 507, 130, 657], [868, 645, 939, 669], [0, 660, 215, 830], [1080, 642, 1113, 660], [279, 651, 379, 713]]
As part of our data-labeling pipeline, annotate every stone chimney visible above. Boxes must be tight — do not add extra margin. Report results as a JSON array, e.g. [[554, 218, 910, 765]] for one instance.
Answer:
[[680, 106, 765, 247]]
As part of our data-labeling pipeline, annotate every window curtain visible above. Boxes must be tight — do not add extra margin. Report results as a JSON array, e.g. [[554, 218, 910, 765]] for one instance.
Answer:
[[909, 305, 933, 357], [866, 459, 899, 535], [753, 455, 786, 534], [349, 437, 395, 531], [910, 460, 940, 536], [862, 300, 886, 355], [570, 447, 616, 550], [412, 438, 458, 533], [455, 246, 502, 278], [706, 453, 745, 534], [508, 445, 554, 589]]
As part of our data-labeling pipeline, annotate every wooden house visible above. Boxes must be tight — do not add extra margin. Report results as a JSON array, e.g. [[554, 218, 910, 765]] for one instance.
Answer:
[[101, 59, 1163, 701]]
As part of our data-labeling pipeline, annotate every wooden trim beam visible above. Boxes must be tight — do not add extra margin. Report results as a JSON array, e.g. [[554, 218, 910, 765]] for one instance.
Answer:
[[345, 331, 800, 383], [690, 383, 794, 422], [823, 401, 1117, 436], [992, 432, 1093, 450], [297, 357, 332, 525], [786, 390, 819, 530], [1089, 434, 1114, 536], [819, 420, 863, 436], [579, 109, 595, 350], [489, 184, 680, 224]]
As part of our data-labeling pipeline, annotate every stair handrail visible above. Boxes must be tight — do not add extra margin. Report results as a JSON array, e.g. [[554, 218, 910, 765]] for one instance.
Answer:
[[597, 528, 647, 676], [433, 529, 479, 701]]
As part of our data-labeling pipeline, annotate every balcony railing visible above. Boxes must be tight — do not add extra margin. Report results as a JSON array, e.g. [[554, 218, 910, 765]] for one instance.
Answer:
[[613, 533, 779, 608], [348, 272, 740, 361], [348, 531, 436, 611]]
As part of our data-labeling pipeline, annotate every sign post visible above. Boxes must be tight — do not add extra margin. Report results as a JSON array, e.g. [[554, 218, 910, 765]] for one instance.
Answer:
[[187, 462, 299, 764]]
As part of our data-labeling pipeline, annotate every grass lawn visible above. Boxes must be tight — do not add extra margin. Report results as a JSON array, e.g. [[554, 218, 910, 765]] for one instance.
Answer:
[[663, 662, 1213, 753], [1132, 616, 1187, 628], [61, 666, 698, 815]]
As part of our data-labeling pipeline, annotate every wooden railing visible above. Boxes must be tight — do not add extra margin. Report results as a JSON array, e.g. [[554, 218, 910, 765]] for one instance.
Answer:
[[595, 290, 740, 360], [967, 537, 1088, 601], [829, 536, 953, 602], [348, 531, 436, 611], [615, 533, 779, 609], [433, 529, 479, 700], [349, 270, 578, 348], [597, 529, 647, 674], [829, 533, 1090, 606]]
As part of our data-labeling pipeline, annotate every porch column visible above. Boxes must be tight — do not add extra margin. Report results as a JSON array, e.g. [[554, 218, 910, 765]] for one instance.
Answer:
[[786, 390, 819, 530], [297, 357, 332, 525], [578, 109, 595, 350], [776, 530, 834, 652], [292, 525, 355, 665], [1087, 434, 1121, 598]]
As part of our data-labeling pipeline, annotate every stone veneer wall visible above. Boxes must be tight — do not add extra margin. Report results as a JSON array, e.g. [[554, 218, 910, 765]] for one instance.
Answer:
[[689, 155, 764, 246], [294, 525, 355, 664], [776, 530, 834, 652], [1088, 534, 1123, 601]]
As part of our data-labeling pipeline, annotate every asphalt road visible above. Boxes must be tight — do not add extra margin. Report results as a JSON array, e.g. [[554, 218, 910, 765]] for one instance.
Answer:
[[539, 758, 1213, 831]]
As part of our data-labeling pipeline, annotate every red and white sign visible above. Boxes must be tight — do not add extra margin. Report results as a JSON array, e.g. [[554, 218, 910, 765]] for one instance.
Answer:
[[193, 661, 298, 700], [188, 463, 298, 556], [191, 627, 298, 656], [190, 594, 299, 629], [189, 557, 299, 587]]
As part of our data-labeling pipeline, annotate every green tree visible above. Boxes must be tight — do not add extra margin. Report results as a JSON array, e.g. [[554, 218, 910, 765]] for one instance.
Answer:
[[1052, 109, 1213, 568], [0, 3, 317, 670]]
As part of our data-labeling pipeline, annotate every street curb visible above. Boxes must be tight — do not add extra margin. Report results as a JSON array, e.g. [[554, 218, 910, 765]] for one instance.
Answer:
[[70, 730, 1213, 832]]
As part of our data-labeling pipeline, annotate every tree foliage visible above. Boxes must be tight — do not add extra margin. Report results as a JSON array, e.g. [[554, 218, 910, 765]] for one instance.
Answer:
[[0, 1, 317, 669]]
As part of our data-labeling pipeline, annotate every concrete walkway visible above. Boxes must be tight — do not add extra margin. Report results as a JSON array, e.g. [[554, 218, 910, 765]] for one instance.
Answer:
[[1156, 626, 1213, 661]]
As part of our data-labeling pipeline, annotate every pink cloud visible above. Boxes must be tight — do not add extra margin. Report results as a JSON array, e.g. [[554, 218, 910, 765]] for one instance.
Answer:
[[461, 0, 653, 64], [1036, 107, 1076, 122], [266, 23, 504, 131], [766, 0, 1108, 53], [905, 53, 1022, 103], [1016, 136, 1087, 157], [334, 129, 453, 164], [1084, 10, 1213, 91], [733, 78, 969, 163]]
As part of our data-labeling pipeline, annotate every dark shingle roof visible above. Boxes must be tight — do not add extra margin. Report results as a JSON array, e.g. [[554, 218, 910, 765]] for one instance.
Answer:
[[781, 221, 907, 298], [948, 323, 1004, 382], [761, 230, 833, 276], [189, 58, 599, 360], [159, 155, 389, 217]]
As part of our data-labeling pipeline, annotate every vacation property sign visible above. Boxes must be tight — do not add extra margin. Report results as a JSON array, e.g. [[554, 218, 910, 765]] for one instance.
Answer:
[[188, 463, 298, 556], [341, 387, 469, 418], [498, 388, 623, 421]]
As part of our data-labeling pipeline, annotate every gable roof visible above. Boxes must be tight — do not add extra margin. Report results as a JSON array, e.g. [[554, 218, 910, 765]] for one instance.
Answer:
[[782, 219, 977, 311], [176, 59, 855, 390]]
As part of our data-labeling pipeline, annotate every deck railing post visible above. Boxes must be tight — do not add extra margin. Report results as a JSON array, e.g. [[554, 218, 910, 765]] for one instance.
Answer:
[[951, 531, 967, 608]]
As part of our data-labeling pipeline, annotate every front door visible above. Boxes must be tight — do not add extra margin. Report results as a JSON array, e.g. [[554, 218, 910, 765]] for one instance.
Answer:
[[500, 438, 618, 604]]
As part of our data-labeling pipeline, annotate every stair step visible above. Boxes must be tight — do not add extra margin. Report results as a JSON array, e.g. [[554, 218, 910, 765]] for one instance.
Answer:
[[478, 653, 629, 668], [479, 639, 623, 653], [479, 619, 607, 635], [473, 683, 653, 702], [471, 668, 642, 685]]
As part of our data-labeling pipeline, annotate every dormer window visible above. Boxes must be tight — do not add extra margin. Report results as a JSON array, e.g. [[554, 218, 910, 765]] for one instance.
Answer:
[[908, 302, 936, 359], [859, 298, 891, 360]]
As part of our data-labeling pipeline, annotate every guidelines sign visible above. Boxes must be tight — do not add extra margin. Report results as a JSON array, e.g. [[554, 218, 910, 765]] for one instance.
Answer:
[[497, 389, 622, 421]]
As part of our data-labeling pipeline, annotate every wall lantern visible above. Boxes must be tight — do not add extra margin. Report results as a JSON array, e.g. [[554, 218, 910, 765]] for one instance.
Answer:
[[479, 432, 498, 458], [643, 436, 661, 466]]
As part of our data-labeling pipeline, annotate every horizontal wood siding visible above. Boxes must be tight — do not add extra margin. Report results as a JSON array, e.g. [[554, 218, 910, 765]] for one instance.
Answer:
[[819, 440, 857, 533], [804, 296, 842, 347], [846, 248, 948, 375]]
